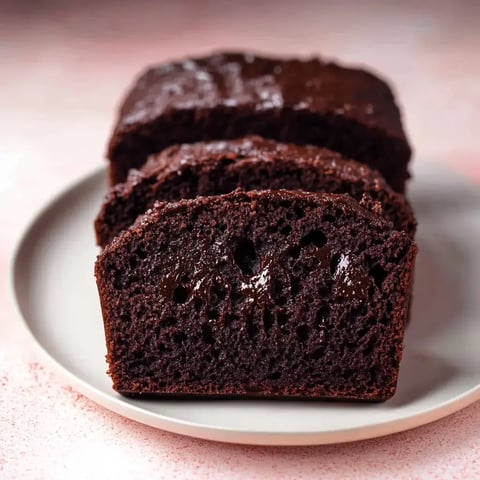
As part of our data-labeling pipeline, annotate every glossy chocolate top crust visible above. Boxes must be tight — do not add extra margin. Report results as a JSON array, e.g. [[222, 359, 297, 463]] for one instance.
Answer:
[[107, 52, 411, 191]]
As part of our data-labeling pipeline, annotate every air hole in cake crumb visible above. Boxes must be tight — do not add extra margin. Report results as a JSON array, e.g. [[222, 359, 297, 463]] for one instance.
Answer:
[[315, 306, 330, 326], [296, 324, 309, 342], [268, 371, 282, 381], [207, 309, 218, 321], [181, 275, 190, 284], [163, 317, 177, 328], [319, 285, 331, 297], [173, 285, 189, 303], [211, 284, 227, 301], [370, 264, 387, 287], [263, 310, 274, 332], [129, 256, 138, 268], [272, 279, 284, 298], [126, 274, 139, 286], [225, 313, 236, 326], [119, 314, 130, 322], [112, 276, 123, 291], [380, 316, 389, 326], [233, 237, 258, 276], [386, 301, 393, 313], [173, 332, 187, 344], [294, 207, 305, 219], [345, 341, 356, 350], [131, 286, 141, 295], [276, 311, 288, 326], [135, 247, 147, 259], [291, 277, 301, 296], [300, 229, 327, 248], [310, 347, 325, 360], [246, 317, 258, 339], [329, 253, 340, 275], [193, 298, 203, 312], [396, 245, 410, 262], [202, 324, 215, 344], [288, 246, 300, 259], [276, 296, 287, 306], [353, 304, 368, 317], [173, 370, 181, 379], [280, 225, 292, 235], [305, 294, 313, 304], [323, 214, 335, 222], [291, 264, 302, 276], [231, 288, 243, 305], [370, 366, 381, 383]]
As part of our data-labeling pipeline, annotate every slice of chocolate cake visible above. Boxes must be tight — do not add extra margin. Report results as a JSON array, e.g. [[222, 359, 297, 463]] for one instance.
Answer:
[[95, 189, 417, 400], [95, 136, 416, 248], [107, 52, 411, 192]]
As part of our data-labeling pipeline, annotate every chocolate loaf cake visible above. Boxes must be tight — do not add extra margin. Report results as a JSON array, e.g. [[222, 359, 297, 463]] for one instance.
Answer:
[[95, 189, 417, 400], [107, 52, 411, 192], [96, 136, 416, 248]]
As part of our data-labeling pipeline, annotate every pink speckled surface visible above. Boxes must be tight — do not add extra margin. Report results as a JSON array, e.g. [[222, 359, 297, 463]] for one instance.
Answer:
[[1, 1, 479, 478]]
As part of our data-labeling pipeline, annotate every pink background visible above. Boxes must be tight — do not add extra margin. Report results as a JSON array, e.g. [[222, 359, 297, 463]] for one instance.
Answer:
[[1, 1, 479, 478]]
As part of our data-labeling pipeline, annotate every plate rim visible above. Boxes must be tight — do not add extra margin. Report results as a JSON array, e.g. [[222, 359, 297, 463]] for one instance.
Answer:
[[9, 165, 480, 446]]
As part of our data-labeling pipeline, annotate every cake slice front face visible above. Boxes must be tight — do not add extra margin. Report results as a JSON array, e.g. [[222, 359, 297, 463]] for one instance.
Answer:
[[95, 190, 417, 401]]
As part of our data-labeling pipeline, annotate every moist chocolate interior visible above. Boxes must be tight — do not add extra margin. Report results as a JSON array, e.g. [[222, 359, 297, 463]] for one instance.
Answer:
[[95, 190, 416, 400]]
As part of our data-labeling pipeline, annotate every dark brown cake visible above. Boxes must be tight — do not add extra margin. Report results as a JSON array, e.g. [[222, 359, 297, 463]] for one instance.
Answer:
[[107, 52, 411, 192], [95, 136, 416, 248], [95, 189, 417, 400]]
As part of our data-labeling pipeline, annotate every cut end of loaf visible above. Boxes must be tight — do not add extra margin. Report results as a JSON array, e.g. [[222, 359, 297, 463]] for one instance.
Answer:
[[95, 189, 417, 401]]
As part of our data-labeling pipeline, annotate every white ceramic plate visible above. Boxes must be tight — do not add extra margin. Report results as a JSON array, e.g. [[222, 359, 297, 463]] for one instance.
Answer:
[[11, 161, 480, 446]]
